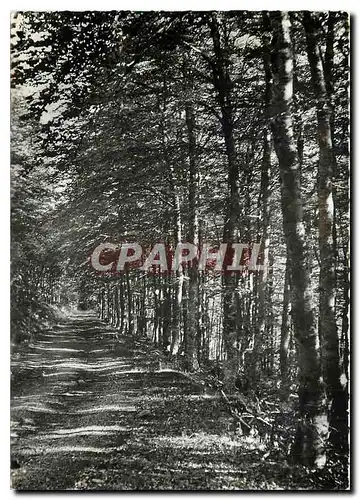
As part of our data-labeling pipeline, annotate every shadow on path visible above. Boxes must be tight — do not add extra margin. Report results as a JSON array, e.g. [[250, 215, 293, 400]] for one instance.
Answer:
[[11, 311, 281, 490]]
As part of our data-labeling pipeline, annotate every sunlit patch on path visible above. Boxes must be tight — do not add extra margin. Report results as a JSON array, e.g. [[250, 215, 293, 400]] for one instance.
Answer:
[[11, 311, 272, 490]]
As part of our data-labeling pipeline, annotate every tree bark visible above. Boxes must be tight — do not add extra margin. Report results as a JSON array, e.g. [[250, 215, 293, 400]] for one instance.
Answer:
[[303, 11, 347, 456], [100, 288, 105, 320], [125, 267, 133, 335], [169, 179, 183, 356], [162, 275, 171, 353], [184, 65, 200, 370], [114, 285, 120, 328], [106, 283, 111, 322], [254, 28, 273, 376], [324, 12, 336, 144], [208, 12, 240, 382], [269, 11, 327, 468], [280, 258, 291, 387], [341, 243, 349, 379], [119, 274, 125, 334]]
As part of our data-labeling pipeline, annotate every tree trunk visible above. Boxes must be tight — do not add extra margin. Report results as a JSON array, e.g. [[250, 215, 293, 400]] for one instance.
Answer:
[[162, 276, 171, 353], [140, 278, 147, 337], [170, 182, 183, 356], [119, 274, 125, 334], [209, 12, 240, 383], [100, 288, 105, 320], [324, 12, 336, 145], [106, 283, 111, 322], [341, 243, 349, 379], [184, 69, 200, 371], [125, 268, 133, 335], [303, 11, 348, 456], [158, 83, 183, 357], [269, 11, 327, 468], [114, 285, 120, 328], [255, 33, 273, 376], [280, 258, 291, 387]]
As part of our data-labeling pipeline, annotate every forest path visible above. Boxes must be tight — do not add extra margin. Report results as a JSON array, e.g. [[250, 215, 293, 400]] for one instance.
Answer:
[[11, 311, 274, 490]]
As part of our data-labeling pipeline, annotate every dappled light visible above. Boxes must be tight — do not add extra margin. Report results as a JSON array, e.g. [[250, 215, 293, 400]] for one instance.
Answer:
[[11, 310, 349, 491], [11, 313, 262, 489]]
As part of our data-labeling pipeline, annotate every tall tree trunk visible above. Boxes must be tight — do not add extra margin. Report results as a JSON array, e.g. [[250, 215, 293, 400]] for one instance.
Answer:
[[158, 82, 184, 356], [209, 12, 240, 383], [341, 243, 349, 379], [303, 11, 347, 455], [269, 11, 327, 468], [324, 12, 336, 145], [267, 253, 275, 374], [251, 132, 271, 379], [169, 179, 183, 356], [255, 34, 273, 376], [184, 67, 200, 371]]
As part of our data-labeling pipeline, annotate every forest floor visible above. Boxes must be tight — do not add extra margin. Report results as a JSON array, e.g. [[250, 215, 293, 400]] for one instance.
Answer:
[[10, 311, 344, 491]]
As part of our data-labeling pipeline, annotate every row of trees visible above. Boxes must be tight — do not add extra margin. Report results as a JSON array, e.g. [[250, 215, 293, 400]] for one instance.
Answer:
[[11, 11, 349, 470]]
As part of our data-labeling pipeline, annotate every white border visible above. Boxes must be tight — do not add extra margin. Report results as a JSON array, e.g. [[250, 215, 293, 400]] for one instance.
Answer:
[[3, 1, 358, 11]]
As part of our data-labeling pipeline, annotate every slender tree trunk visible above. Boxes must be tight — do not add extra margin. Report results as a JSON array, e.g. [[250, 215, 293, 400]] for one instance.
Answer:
[[114, 285, 120, 328], [125, 268, 133, 335], [153, 285, 159, 344], [153, 274, 161, 345], [303, 11, 347, 455], [158, 83, 183, 356], [267, 253, 275, 374], [139, 277, 146, 337], [200, 287, 210, 362], [280, 258, 291, 387], [100, 288, 105, 320], [254, 37, 273, 376], [269, 12, 327, 468], [324, 12, 336, 145], [181, 278, 188, 355], [170, 181, 183, 356], [110, 285, 115, 325], [209, 12, 240, 383], [324, 11, 340, 357], [184, 69, 200, 371], [162, 276, 171, 353], [106, 283, 111, 322], [341, 243, 349, 379], [119, 274, 125, 334]]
